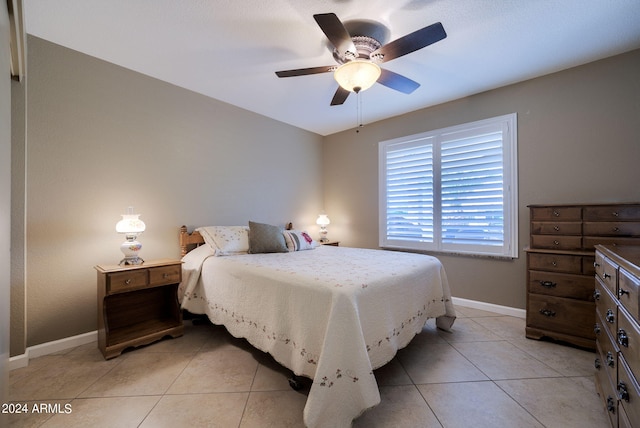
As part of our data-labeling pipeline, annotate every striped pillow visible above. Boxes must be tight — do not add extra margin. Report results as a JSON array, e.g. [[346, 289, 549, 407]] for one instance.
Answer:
[[283, 230, 318, 251]]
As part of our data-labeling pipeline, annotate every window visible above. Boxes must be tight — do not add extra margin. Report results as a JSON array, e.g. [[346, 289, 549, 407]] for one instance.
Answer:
[[379, 113, 518, 258]]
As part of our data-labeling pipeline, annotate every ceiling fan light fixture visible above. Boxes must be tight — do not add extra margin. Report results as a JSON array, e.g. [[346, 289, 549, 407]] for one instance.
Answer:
[[334, 60, 381, 93]]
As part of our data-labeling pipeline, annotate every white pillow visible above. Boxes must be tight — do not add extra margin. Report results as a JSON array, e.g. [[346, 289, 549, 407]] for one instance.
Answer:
[[283, 230, 318, 251], [196, 226, 249, 256]]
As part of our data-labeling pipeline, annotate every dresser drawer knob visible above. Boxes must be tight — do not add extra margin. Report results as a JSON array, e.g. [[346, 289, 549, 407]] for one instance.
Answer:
[[553, 210, 560, 217], [618, 288, 629, 297], [613, 211, 619, 217], [594, 358, 601, 370], [603, 273, 611, 280], [553, 225, 560, 231], [551, 261, 557, 267], [606, 351, 615, 368], [125, 279, 132, 285], [553, 240, 560, 246], [539, 309, 556, 317], [539, 280, 557, 288], [606, 309, 615, 324], [594, 323, 601, 335], [607, 396, 616, 414], [618, 382, 630, 402], [593, 289, 601, 300], [618, 329, 629, 347], [594, 262, 600, 268]]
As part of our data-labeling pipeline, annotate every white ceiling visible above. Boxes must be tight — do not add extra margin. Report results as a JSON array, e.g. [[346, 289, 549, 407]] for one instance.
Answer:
[[24, 0, 640, 136]]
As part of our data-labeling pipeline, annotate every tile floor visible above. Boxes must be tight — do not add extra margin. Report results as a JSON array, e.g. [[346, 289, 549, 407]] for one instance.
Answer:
[[4, 306, 610, 427]]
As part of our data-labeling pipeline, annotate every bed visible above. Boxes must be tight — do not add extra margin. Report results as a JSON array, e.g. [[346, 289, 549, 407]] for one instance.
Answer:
[[178, 222, 456, 428]]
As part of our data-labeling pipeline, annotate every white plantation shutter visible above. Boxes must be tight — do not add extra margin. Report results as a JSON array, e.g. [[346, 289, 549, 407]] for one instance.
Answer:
[[379, 114, 518, 258]]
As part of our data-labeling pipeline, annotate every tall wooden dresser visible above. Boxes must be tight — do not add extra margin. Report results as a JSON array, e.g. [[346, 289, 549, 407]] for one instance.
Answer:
[[594, 245, 640, 427], [526, 203, 640, 350]]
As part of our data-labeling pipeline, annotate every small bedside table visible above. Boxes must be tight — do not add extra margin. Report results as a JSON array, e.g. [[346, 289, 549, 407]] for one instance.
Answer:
[[320, 241, 340, 246], [95, 258, 184, 359]]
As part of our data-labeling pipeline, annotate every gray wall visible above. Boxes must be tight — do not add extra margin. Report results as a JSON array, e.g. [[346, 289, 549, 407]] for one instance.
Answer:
[[15, 35, 323, 351], [323, 48, 640, 310]]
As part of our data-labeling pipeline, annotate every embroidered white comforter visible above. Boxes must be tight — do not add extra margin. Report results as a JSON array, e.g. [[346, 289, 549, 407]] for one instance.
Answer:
[[179, 245, 455, 428]]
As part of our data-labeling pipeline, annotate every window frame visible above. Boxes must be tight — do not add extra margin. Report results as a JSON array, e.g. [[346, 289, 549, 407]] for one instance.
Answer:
[[378, 113, 518, 258]]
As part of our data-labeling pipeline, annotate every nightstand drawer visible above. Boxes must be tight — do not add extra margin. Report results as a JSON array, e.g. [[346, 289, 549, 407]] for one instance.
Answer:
[[108, 270, 148, 293], [150, 265, 181, 286]]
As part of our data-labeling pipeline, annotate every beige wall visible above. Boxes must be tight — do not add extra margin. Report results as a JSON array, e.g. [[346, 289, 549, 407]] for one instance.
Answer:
[[1, 1, 13, 400], [12, 34, 640, 352], [323, 48, 640, 309], [17, 36, 323, 350]]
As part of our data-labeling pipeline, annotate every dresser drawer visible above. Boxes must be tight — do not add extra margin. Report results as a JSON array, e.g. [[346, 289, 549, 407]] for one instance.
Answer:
[[585, 236, 640, 250], [595, 252, 618, 297], [584, 205, 640, 222], [531, 235, 582, 250], [531, 221, 582, 235], [618, 305, 640, 377], [584, 221, 640, 237], [619, 267, 640, 322], [107, 270, 149, 294], [149, 264, 182, 286], [527, 294, 595, 339], [596, 328, 618, 390], [595, 278, 619, 344], [618, 356, 640, 426], [530, 206, 582, 221], [528, 270, 594, 300], [528, 252, 583, 274]]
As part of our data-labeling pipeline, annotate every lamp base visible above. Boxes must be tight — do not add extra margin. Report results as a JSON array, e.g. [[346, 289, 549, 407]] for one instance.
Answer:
[[119, 256, 144, 266]]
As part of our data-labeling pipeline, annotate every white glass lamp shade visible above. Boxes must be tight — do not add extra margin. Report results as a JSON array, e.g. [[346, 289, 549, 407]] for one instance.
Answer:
[[116, 208, 146, 265], [334, 60, 381, 93], [316, 214, 331, 242]]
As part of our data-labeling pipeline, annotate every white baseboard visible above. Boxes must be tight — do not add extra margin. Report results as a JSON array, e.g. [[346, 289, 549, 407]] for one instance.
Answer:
[[452, 297, 526, 319], [8, 330, 98, 371]]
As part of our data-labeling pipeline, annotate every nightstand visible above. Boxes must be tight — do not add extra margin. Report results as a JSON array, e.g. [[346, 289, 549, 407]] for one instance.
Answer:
[[321, 241, 340, 246], [95, 258, 184, 359]]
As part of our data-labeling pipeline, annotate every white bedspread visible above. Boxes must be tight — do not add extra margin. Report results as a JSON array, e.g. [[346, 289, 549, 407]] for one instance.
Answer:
[[179, 245, 455, 428]]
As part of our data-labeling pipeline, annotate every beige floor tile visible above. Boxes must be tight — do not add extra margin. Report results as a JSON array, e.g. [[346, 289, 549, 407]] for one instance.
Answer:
[[510, 337, 596, 376], [436, 318, 503, 343], [167, 349, 259, 394], [373, 358, 412, 386], [454, 306, 504, 318], [353, 385, 442, 428], [40, 396, 160, 428], [453, 340, 562, 380], [418, 381, 545, 428], [496, 377, 610, 427], [239, 390, 307, 428], [251, 354, 299, 392], [140, 393, 248, 428], [135, 322, 214, 354], [472, 315, 526, 339], [79, 352, 193, 397], [398, 342, 488, 384], [9, 354, 120, 401]]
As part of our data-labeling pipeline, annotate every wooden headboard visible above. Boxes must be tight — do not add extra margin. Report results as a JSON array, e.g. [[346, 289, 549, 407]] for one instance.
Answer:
[[179, 222, 294, 257], [179, 225, 205, 257]]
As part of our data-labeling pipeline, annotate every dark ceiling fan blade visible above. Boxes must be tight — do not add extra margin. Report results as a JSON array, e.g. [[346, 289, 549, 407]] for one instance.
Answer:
[[275, 66, 336, 78], [371, 22, 446, 63], [313, 13, 357, 58], [377, 69, 420, 94], [330, 86, 351, 106]]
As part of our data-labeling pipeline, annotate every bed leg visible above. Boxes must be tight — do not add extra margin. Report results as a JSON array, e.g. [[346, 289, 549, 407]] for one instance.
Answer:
[[288, 375, 304, 391]]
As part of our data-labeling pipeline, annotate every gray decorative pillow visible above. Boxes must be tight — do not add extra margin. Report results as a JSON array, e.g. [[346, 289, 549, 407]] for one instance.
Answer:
[[248, 221, 289, 254]]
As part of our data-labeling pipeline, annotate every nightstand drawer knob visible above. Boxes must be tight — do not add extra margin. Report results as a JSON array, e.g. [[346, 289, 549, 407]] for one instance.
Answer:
[[163, 273, 169, 279], [539, 309, 556, 317], [125, 279, 132, 285]]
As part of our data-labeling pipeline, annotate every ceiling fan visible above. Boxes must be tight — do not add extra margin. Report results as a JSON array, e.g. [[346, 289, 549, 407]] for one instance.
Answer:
[[275, 13, 447, 106]]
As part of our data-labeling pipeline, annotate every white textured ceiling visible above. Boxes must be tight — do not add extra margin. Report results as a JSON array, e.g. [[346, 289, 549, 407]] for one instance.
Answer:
[[24, 0, 640, 136]]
